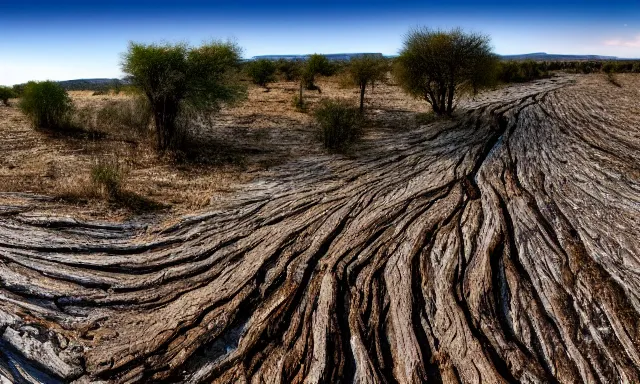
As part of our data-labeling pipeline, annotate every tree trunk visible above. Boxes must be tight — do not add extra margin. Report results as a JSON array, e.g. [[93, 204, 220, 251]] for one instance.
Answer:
[[439, 85, 447, 116], [446, 81, 456, 115], [152, 97, 179, 151], [2, 75, 640, 384], [153, 109, 167, 150], [426, 88, 441, 115], [299, 81, 303, 103]]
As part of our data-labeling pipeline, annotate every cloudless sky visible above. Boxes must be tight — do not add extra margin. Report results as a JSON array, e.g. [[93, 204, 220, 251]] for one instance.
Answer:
[[1, 0, 639, 85]]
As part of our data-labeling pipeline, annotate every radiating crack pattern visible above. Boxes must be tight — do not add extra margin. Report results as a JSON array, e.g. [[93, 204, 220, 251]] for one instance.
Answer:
[[1, 75, 639, 383]]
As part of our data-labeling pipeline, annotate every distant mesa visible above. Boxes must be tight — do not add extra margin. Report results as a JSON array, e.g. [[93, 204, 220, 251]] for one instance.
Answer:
[[56, 78, 129, 91], [500, 52, 620, 61], [250, 53, 385, 61], [250, 52, 625, 62]]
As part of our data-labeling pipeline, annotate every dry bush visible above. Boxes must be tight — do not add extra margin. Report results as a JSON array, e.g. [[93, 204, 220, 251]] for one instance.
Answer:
[[57, 154, 164, 213], [314, 99, 363, 152]]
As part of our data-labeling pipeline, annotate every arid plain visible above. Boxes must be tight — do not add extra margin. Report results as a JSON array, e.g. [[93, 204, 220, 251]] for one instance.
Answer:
[[1, 73, 639, 383]]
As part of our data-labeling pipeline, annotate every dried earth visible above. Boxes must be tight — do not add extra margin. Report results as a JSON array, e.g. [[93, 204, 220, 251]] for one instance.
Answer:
[[0, 79, 423, 221], [0, 74, 639, 383]]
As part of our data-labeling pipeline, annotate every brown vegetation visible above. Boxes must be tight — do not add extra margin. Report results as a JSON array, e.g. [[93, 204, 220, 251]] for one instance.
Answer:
[[0, 77, 424, 220]]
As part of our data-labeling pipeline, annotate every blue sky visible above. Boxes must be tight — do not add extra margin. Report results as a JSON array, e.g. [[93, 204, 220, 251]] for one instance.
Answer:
[[1, 0, 639, 85]]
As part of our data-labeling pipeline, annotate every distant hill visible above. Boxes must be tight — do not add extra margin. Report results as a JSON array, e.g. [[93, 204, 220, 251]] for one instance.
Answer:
[[251, 53, 384, 61], [11, 78, 128, 92], [56, 78, 128, 91], [500, 52, 620, 61], [251, 52, 630, 62]]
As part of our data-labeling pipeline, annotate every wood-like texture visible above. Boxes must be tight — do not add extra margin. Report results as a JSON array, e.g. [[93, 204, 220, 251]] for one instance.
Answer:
[[1, 75, 639, 383]]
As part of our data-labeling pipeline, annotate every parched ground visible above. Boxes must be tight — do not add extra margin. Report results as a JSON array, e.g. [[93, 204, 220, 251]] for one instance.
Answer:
[[0, 78, 425, 221], [0, 74, 639, 384]]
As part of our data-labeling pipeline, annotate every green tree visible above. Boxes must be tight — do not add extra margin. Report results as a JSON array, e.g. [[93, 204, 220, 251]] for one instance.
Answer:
[[394, 27, 497, 116], [0, 86, 15, 106], [347, 55, 388, 113], [19, 81, 72, 129], [302, 54, 333, 91], [246, 59, 277, 89], [296, 54, 334, 110], [121, 40, 246, 151], [276, 59, 302, 81], [12, 84, 25, 98]]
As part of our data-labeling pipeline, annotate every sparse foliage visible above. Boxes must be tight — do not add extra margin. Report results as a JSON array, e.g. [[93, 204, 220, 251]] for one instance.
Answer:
[[19, 81, 73, 129], [394, 27, 497, 116], [0, 86, 15, 105], [497, 60, 549, 83], [346, 55, 389, 113], [296, 54, 335, 110], [303, 54, 334, 91], [246, 59, 278, 89], [121, 40, 246, 151], [12, 84, 25, 97], [314, 99, 363, 152], [276, 59, 302, 81]]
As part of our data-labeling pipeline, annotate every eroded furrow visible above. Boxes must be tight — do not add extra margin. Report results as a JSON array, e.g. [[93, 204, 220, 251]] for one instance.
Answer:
[[1, 75, 639, 383]]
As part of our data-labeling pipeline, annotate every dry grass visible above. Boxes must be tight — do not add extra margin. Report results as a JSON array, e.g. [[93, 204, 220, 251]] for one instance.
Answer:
[[0, 74, 506, 220], [70, 95, 153, 142]]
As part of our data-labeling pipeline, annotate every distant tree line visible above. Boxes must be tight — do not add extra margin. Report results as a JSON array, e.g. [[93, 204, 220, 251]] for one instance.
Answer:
[[8, 26, 640, 154], [0, 86, 15, 105], [495, 59, 640, 83]]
